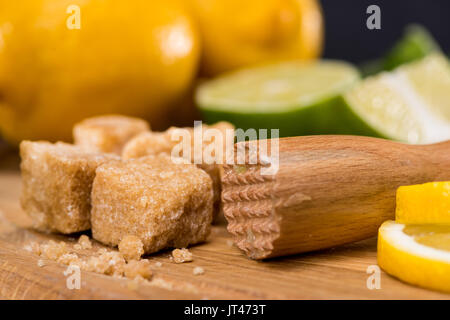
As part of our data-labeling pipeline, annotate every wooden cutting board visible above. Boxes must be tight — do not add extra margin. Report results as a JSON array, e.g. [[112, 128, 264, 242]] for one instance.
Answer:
[[0, 160, 449, 299]]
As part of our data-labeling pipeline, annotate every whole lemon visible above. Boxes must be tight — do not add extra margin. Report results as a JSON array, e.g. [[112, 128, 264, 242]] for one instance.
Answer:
[[0, 0, 200, 143], [190, 0, 323, 76]]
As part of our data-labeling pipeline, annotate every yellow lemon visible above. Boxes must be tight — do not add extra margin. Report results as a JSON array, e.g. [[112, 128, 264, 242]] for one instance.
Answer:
[[396, 181, 450, 224], [0, 0, 200, 143], [189, 0, 323, 76], [378, 221, 450, 293]]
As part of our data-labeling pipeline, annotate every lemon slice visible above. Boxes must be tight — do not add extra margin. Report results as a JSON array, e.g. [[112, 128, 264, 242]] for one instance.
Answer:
[[345, 54, 450, 144], [396, 181, 450, 224], [378, 220, 450, 293]]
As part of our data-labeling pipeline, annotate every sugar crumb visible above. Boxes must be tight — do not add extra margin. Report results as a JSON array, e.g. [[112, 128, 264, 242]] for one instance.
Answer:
[[57, 253, 79, 265], [172, 248, 193, 264], [126, 275, 146, 291], [118, 235, 144, 262], [40, 241, 68, 260], [193, 266, 204, 275], [28, 239, 152, 281], [78, 235, 92, 249], [29, 241, 41, 255], [124, 259, 153, 280]]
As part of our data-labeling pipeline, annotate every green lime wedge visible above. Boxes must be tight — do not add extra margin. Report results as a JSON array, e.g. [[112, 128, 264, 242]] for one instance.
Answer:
[[361, 24, 441, 77], [196, 60, 367, 137], [344, 54, 450, 144], [383, 24, 441, 71]]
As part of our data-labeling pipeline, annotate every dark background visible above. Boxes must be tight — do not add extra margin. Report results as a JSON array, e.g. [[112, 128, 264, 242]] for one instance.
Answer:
[[321, 0, 450, 63]]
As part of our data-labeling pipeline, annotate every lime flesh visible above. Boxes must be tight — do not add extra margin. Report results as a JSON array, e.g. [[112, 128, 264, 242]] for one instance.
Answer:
[[196, 60, 361, 137], [345, 54, 450, 144], [197, 55, 450, 143]]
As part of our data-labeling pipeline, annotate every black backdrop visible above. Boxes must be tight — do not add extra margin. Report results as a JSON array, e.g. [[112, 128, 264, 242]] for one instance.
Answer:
[[321, 0, 450, 63]]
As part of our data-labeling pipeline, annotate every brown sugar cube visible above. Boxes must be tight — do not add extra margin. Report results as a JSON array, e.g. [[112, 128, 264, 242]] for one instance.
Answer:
[[119, 235, 144, 262], [91, 155, 213, 254], [122, 122, 234, 217], [172, 248, 193, 263], [20, 141, 118, 234], [121, 131, 171, 159], [73, 114, 150, 155], [122, 122, 234, 163]]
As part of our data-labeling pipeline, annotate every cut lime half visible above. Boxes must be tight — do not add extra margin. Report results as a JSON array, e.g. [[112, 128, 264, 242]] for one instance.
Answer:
[[344, 54, 450, 144], [196, 60, 364, 137]]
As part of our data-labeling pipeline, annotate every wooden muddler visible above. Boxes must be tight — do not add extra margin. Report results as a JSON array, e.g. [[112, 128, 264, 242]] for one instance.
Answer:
[[221, 135, 450, 259]]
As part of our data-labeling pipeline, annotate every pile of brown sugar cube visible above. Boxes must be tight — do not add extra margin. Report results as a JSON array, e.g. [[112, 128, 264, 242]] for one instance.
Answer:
[[20, 114, 234, 281]]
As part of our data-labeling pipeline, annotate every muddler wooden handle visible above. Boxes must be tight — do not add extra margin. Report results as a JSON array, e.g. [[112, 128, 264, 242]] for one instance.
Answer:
[[221, 135, 450, 259]]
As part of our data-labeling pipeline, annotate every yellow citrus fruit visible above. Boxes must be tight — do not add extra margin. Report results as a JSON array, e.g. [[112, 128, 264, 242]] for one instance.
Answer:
[[378, 221, 450, 293], [0, 0, 200, 143], [396, 181, 450, 224], [189, 0, 323, 76]]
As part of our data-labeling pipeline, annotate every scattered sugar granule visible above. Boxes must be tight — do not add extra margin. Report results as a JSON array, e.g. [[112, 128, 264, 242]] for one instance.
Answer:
[[73, 115, 150, 155], [118, 235, 144, 262], [126, 275, 146, 291], [95, 251, 126, 276], [226, 239, 234, 247], [97, 248, 108, 255], [193, 266, 204, 276], [78, 234, 92, 249], [20, 141, 118, 234], [57, 253, 79, 265], [172, 248, 193, 264], [85, 256, 109, 274], [124, 259, 153, 280], [30, 239, 154, 281], [24, 241, 41, 255], [154, 261, 162, 268], [40, 241, 68, 260]]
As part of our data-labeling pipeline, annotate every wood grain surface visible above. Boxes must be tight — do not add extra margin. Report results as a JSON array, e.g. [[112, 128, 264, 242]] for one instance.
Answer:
[[0, 168, 448, 300], [0, 171, 450, 299]]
